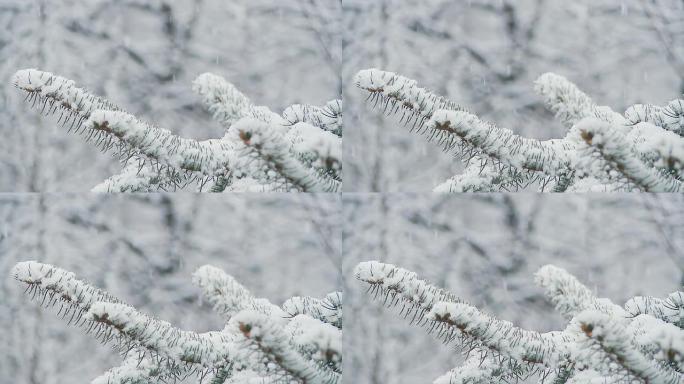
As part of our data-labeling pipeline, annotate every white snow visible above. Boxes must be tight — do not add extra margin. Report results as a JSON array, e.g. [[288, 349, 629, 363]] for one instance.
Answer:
[[88, 301, 235, 366], [282, 100, 343, 135], [535, 73, 625, 128], [282, 293, 343, 328], [287, 314, 342, 367], [85, 109, 235, 175], [355, 68, 460, 122], [574, 117, 682, 192], [286, 122, 342, 164], [354, 261, 463, 312], [230, 118, 339, 193], [230, 310, 339, 384], [428, 301, 560, 365], [193, 265, 285, 320], [193, 72, 281, 129], [91, 352, 161, 384], [12, 261, 121, 309], [428, 109, 570, 173], [12, 69, 117, 116], [535, 264, 627, 319], [91, 162, 163, 193]]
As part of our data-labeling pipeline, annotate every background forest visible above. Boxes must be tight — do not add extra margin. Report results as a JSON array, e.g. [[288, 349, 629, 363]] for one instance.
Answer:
[[0, 194, 342, 383], [343, 0, 684, 191], [0, 0, 341, 191], [343, 193, 684, 383]]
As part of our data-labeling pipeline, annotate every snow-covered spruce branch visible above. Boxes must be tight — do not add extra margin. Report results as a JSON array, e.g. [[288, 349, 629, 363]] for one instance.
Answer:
[[91, 352, 167, 384], [534, 264, 626, 319], [575, 118, 682, 192], [12, 261, 342, 384], [192, 264, 285, 320], [12, 69, 341, 192], [355, 68, 683, 192], [229, 118, 341, 193], [282, 292, 343, 329], [354, 261, 465, 325], [576, 312, 682, 383], [12, 260, 124, 324], [354, 260, 684, 383], [431, 350, 531, 384], [91, 161, 184, 193], [230, 311, 340, 384], [625, 292, 684, 329]]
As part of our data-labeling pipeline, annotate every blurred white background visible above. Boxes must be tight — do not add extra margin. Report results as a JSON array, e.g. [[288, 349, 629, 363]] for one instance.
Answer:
[[343, 193, 684, 383], [0, 194, 341, 383], [0, 0, 341, 191], [343, 0, 684, 191]]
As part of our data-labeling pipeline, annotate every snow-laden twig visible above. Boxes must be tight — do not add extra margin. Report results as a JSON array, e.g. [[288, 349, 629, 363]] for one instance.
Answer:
[[230, 118, 341, 192], [354, 261, 465, 324], [432, 349, 530, 384], [286, 122, 342, 181], [91, 161, 195, 193], [88, 302, 235, 367], [534, 72, 624, 128], [192, 72, 280, 128], [283, 100, 343, 137], [535, 265, 626, 319], [84, 110, 234, 175], [426, 110, 572, 174], [286, 314, 342, 373], [428, 301, 567, 365], [230, 310, 341, 384], [192, 264, 284, 320], [625, 292, 684, 329], [90, 350, 167, 384], [576, 311, 683, 384], [433, 155, 535, 193], [282, 291, 343, 329], [575, 118, 681, 192], [630, 315, 684, 372], [626, 100, 684, 137], [13, 69, 121, 127], [11, 261, 123, 322], [354, 68, 465, 130]]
